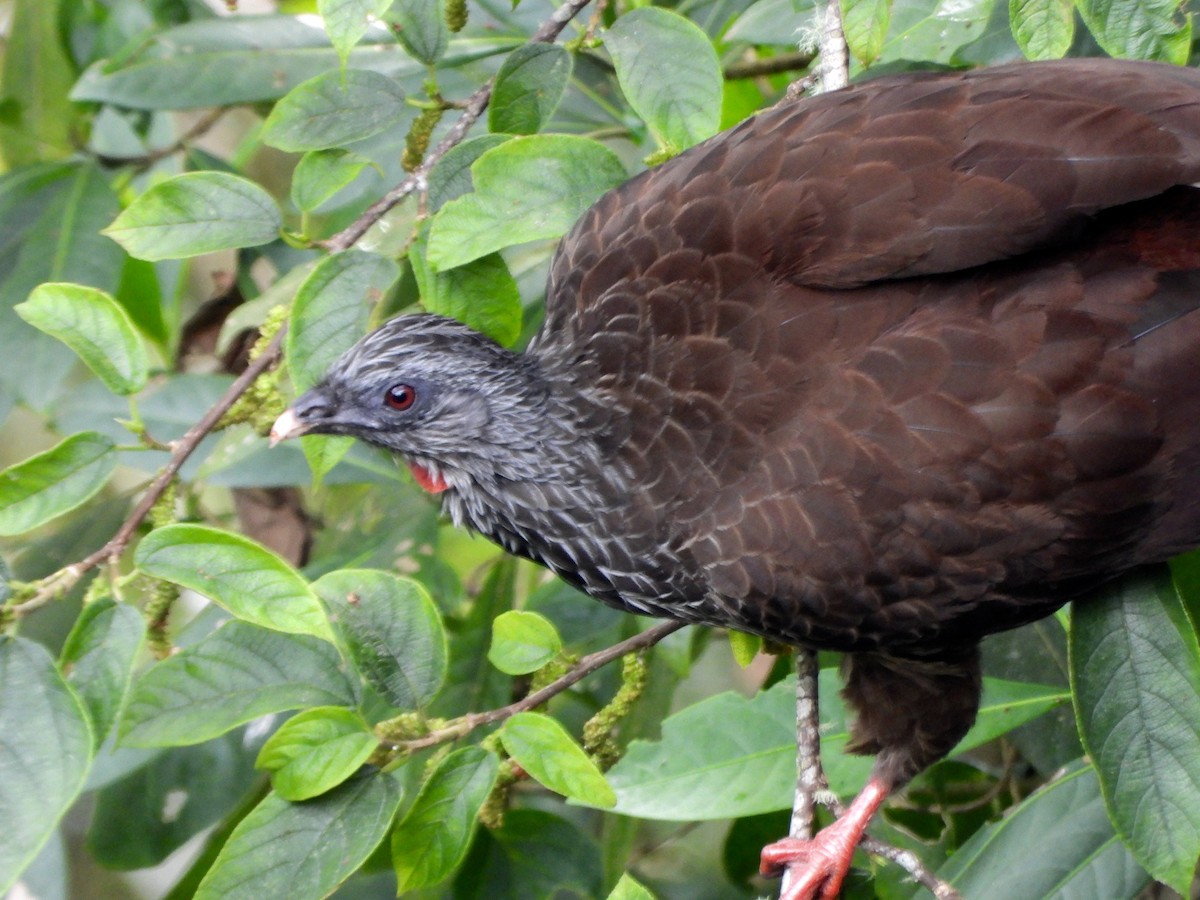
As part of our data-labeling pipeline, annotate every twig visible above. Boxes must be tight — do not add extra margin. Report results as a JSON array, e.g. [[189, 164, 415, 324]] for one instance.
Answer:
[[322, 0, 597, 253], [8, 329, 286, 615], [816, 0, 849, 93], [92, 108, 227, 169], [386, 619, 686, 753], [779, 647, 823, 897], [724, 51, 817, 81]]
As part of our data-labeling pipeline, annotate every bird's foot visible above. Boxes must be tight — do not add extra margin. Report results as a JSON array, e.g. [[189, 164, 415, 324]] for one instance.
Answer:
[[760, 777, 889, 900], [759, 822, 860, 900]]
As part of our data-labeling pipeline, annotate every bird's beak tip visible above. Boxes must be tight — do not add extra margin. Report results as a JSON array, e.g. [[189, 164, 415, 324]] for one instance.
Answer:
[[269, 408, 308, 447]]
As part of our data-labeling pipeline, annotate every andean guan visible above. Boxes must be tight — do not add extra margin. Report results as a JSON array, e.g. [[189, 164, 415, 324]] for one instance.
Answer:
[[272, 58, 1200, 898]]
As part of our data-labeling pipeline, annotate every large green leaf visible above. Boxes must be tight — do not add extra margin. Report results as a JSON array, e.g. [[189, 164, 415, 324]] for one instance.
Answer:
[[71, 15, 415, 109], [194, 771, 403, 899], [489, 44, 573, 135], [426, 135, 626, 270], [605, 672, 1067, 820], [0, 637, 94, 894], [935, 763, 1149, 899], [286, 250, 400, 393], [104, 172, 282, 261], [0, 164, 124, 408], [1075, 0, 1191, 62], [60, 599, 145, 747], [135, 524, 333, 641], [16, 283, 150, 395], [0, 431, 117, 536], [456, 808, 602, 900], [314, 569, 448, 710], [87, 730, 261, 870], [1070, 569, 1200, 894], [391, 746, 500, 891], [120, 622, 358, 746], [604, 9, 722, 151], [262, 69, 408, 152], [410, 241, 523, 347]]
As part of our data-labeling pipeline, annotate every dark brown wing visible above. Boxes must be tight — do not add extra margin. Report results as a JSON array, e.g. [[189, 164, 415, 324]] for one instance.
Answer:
[[529, 60, 1200, 653], [542, 58, 1200, 332]]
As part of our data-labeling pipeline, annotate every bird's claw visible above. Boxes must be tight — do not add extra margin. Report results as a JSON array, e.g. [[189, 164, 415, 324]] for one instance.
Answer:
[[760, 817, 864, 900]]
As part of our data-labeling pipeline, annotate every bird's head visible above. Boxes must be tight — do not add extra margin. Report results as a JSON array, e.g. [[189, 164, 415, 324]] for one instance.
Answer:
[[270, 313, 550, 492]]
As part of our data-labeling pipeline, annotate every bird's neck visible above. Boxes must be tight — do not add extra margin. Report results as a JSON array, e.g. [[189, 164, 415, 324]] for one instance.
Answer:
[[438, 350, 618, 543]]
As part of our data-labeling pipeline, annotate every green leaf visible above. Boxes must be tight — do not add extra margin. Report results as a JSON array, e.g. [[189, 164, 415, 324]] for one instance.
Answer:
[[878, 0, 999, 66], [937, 763, 1149, 898], [256, 706, 377, 801], [87, 730, 261, 870], [194, 771, 403, 900], [391, 746, 500, 891], [286, 249, 400, 393], [728, 631, 762, 668], [604, 9, 722, 151], [1070, 569, 1200, 894], [318, 0, 394, 62], [300, 434, 356, 488], [291, 149, 372, 212], [0, 637, 94, 895], [500, 711, 616, 808], [60, 599, 145, 747], [0, 0, 75, 165], [120, 621, 358, 746], [1009, 0, 1074, 57], [412, 246, 523, 347], [489, 44, 573, 135], [135, 524, 333, 641], [842, 0, 892, 64], [488, 610, 562, 675], [263, 68, 408, 152], [607, 873, 657, 900], [389, 0, 450, 65], [427, 135, 626, 270], [104, 172, 282, 261], [0, 431, 116, 536], [70, 15, 426, 110], [16, 283, 150, 395], [1075, 0, 1191, 62], [314, 569, 448, 710], [456, 808, 602, 899], [0, 164, 125, 408], [426, 135, 510, 211], [605, 673, 1067, 820]]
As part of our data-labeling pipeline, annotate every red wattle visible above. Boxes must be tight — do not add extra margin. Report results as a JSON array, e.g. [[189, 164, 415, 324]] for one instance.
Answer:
[[409, 462, 449, 493]]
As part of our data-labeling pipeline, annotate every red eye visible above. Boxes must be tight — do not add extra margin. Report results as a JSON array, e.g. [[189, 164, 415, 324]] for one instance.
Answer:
[[385, 384, 416, 410]]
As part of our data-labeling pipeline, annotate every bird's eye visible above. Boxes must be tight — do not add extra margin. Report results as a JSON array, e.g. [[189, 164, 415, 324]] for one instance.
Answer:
[[385, 383, 416, 411]]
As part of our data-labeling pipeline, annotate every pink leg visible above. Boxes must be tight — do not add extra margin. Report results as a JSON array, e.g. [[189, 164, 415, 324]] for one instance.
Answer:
[[760, 777, 890, 900]]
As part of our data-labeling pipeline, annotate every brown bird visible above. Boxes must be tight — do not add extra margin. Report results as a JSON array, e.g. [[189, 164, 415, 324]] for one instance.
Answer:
[[272, 58, 1200, 898]]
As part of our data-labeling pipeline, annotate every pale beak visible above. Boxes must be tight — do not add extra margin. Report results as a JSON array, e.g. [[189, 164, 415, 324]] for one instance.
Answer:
[[269, 408, 310, 446]]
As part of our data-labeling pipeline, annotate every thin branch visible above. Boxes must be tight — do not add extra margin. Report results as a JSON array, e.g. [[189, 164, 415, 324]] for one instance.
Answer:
[[724, 51, 816, 81], [92, 108, 227, 169], [860, 835, 961, 899], [779, 647, 823, 897], [386, 619, 687, 753], [9, 329, 286, 615], [322, 0, 597, 253]]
